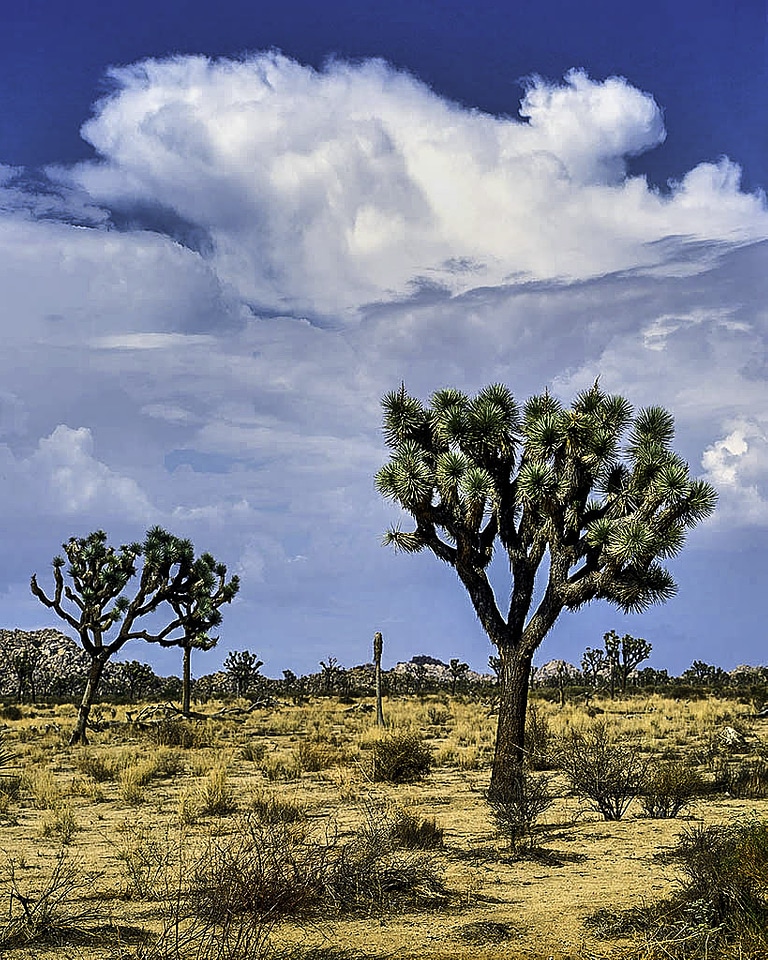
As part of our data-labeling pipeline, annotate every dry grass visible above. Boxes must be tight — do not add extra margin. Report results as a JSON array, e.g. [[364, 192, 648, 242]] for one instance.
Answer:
[[0, 693, 767, 959]]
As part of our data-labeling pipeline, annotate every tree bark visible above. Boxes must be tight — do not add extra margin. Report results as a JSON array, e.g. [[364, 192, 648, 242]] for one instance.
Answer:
[[373, 632, 384, 727], [182, 644, 192, 717], [69, 655, 107, 745], [488, 645, 533, 800]]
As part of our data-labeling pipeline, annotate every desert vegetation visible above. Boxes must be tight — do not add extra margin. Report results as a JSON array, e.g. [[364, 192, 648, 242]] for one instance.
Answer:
[[3, 682, 768, 959]]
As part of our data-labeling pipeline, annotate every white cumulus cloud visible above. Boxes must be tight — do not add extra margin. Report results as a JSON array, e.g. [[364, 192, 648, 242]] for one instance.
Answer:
[[65, 55, 768, 318]]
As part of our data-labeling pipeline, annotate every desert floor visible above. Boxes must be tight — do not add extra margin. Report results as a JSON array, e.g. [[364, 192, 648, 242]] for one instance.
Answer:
[[1, 692, 767, 959]]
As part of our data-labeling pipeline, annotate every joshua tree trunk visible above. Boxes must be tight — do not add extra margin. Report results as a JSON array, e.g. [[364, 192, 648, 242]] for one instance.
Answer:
[[488, 647, 533, 800], [182, 643, 192, 716], [373, 632, 385, 727], [70, 654, 108, 746]]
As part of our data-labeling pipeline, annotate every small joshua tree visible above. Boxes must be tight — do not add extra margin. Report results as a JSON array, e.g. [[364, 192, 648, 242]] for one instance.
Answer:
[[223, 650, 264, 698], [149, 552, 239, 715], [31, 527, 239, 745], [581, 646, 608, 690], [603, 630, 652, 696], [373, 631, 385, 726], [449, 658, 470, 696]]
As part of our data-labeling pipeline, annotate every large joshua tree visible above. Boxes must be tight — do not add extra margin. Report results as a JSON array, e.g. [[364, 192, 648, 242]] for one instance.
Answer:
[[31, 528, 239, 744], [376, 381, 717, 799]]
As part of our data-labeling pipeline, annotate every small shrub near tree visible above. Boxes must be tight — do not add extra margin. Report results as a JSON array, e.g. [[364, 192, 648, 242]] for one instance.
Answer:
[[487, 771, 556, 854], [369, 733, 433, 784], [524, 702, 554, 770], [557, 721, 647, 820], [675, 817, 768, 932]]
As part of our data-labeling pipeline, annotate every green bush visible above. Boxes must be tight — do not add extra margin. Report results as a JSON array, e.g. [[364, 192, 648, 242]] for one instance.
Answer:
[[369, 734, 432, 784], [487, 771, 555, 853], [557, 721, 646, 820], [675, 817, 768, 931], [640, 759, 706, 818]]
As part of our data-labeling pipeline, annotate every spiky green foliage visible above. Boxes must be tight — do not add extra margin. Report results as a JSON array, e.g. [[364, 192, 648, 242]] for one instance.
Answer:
[[377, 381, 716, 644]]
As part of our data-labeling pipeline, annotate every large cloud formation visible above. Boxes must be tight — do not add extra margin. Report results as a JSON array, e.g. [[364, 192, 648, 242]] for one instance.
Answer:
[[71, 56, 767, 316], [0, 54, 766, 672]]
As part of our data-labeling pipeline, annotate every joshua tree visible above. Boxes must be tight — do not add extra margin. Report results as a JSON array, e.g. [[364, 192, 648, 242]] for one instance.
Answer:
[[223, 649, 264, 698], [147, 552, 239, 714], [373, 631, 385, 726], [603, 630, 652, 696], [376, 381, 716, 799], [319, 656, 343, 695], [31, 528, 238, 744], [581, 645, 608, 690], [449, 657, 470, 695]]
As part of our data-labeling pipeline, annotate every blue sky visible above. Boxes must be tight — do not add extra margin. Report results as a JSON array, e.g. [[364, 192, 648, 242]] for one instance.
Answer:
[[0, 1, 766, 678]]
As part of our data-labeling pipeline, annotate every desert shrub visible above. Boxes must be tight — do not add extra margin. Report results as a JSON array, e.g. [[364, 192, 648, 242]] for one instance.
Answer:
[[296, 739, 345, 772], [40, 804, 78, 844], [74, 752, 117, 782], [153, 747, 186, 780], [198, 765, 237, 816], [26, 769, 62, 810], [0, 773, 21, 802], [425, 705, 451, 726], [557, 721, 647, 820], [328, 834, 448, 915], [0, 851, 100, 949], [712, 757, 768, 799], [117, 826, 184, 901], [261, 755, 302, 781], [249, 790, 307, 825], [191, 820, 326, 923], [388, 808, 444, 850], [240, 740, 267, 762], [487, 771, 556, 853], [118, 756, 163, 804], [145, 719, 210, 749], [369, 733, 432, 784], [524, 702, 554, 770], [189, 815, 448, 923], [360, 800, 444, 852], [0, 705, 22, 721], [640, 759, 706, 818], [674, 817, 768, 931]]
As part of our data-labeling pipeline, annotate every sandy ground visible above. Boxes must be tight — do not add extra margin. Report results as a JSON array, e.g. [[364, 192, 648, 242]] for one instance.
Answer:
[[2, 701, 767, 959]]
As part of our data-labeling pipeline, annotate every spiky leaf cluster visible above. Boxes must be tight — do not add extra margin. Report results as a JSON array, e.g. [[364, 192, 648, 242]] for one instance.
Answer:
[[31, 527, 239, 657], [377, 381, 717, 648]]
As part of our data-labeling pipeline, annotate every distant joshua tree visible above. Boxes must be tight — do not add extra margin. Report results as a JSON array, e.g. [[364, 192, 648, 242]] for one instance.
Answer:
[[373, 632, 385, 726], [581, 646, 608, 690], [31, 528, 238, 745], [449, 658, 470, 695], [223, 650, 264, 698], [603, 630, 652, 696]]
